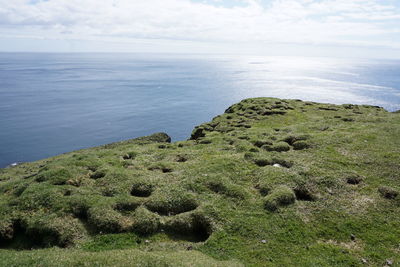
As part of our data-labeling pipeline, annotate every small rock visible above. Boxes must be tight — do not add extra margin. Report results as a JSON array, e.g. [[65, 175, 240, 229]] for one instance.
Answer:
[[261, 239, 267, 244], [273, 163, 282, 168]]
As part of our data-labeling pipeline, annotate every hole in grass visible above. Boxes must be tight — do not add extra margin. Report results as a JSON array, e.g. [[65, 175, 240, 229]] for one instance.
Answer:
[[102, 191, 115, 197], [70, 203, 89, 221], [52, 180, 67, 186], [131, 185, 153, 198], [282, 135, 308, 146], [87, 166, 97, 172], [253, 140, 273, 148], [292, 141, 310, 150], [378, 186, 398, 199], [162, 168, 173, 173], [90, 170, 106, 179], [188, 217, 211, 242], [255, 184, 270, 197], [148, 165, 173, 173], [176, 155, 188, 162], [199, 139, 212, 144], [254, 159, 269, 167], [0, 221, 62, 250], [165, 225, 210, 243], [342, 117, 354, 122], [294, 188, 316, 201], [272, 159, 293, 168], [115, 202, 140, 213], [164, 214, 212, 242], [262, 110, 287, 116], [122, 152, 137, 160], [0, 222, 14, 248], [0, 222, 35, 250], [346, 175, 363, 185], [261, 142, 291, 152]]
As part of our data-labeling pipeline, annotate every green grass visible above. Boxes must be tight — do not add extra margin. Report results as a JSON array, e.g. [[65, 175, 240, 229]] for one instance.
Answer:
[[0, 97, 399, 266]]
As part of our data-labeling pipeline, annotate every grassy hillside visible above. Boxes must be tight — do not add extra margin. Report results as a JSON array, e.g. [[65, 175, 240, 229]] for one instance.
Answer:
[[0, 97, 399, 267]]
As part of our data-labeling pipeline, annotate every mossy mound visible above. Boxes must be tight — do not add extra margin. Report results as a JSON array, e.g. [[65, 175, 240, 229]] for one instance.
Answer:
[[263, 185, 296, 211], [1, 98, 400, 266]]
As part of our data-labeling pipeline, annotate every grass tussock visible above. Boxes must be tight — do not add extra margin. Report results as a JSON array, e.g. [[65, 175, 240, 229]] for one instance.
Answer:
[[263, 185, 296, 211]]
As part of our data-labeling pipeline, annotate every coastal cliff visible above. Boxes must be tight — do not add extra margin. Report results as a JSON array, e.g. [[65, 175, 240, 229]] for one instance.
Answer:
[[0, 97, 399, 266]]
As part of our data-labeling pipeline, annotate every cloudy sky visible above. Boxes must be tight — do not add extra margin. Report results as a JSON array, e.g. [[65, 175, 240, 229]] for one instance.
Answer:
[[0, 0, 400, 58]]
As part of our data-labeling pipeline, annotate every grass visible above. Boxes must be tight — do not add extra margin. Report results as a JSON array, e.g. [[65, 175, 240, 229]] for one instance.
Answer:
[[0, 97, 399, 266], [263, 185, 296, 211]]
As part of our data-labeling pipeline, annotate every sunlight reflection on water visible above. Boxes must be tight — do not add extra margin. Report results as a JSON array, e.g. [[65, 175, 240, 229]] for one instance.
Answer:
[[0, 53, 399, 167]]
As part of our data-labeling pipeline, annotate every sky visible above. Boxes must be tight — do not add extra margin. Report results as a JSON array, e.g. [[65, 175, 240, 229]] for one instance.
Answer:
[[0, 0, 400, 58]]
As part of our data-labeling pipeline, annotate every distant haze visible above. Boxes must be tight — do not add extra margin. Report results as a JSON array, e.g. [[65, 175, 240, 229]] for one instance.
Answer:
[[0, 0, 400, 58]]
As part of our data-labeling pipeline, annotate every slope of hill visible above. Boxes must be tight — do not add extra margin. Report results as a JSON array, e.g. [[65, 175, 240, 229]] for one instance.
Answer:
[[0, 97, 399, 266]]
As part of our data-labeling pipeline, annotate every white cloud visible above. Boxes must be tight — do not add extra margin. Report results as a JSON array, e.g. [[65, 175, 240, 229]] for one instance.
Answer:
[[0, 0, 399, 52]]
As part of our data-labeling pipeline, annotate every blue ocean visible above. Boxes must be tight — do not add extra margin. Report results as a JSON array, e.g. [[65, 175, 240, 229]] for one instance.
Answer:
[[1, 53, 399, 168]]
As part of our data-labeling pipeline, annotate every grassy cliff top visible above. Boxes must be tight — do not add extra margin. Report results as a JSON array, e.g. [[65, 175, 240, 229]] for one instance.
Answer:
[[0, 97, 399, 266]]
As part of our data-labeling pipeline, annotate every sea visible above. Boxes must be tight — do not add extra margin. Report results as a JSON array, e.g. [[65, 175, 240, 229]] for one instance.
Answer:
[[0, 53, 399, 168]]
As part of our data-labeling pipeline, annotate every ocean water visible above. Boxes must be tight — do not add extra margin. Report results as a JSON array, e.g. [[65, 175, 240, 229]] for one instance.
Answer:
[[0, 53, 399, 168]]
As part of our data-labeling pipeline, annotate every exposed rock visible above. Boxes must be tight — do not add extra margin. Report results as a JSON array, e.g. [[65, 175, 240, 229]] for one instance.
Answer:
[[190, 127, 206, 140]]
